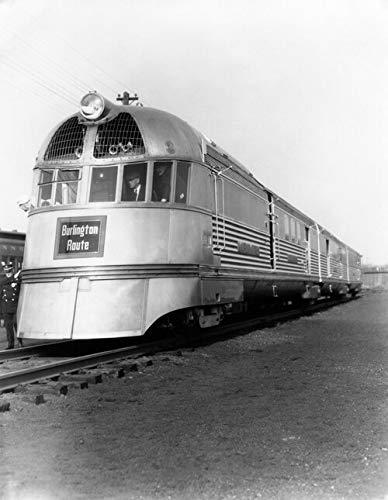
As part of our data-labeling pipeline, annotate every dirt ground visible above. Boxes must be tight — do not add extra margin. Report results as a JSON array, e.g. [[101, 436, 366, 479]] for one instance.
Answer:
[[0, 292, 387, 500]]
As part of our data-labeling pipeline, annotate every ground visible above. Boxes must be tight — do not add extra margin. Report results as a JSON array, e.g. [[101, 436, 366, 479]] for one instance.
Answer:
[[0, 292, 387, 500]]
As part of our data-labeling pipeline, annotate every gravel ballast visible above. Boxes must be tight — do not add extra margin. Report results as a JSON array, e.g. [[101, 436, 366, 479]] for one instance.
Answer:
[[1, 292, 387, 499]]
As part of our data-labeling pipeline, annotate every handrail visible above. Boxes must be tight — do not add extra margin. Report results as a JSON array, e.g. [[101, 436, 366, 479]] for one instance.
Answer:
[[212, 168, 229, 253], [315, 223, 322, 282], [212, 172, 220, 251]]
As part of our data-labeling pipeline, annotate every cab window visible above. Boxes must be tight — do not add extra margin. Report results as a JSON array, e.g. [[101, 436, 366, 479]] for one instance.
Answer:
[[38, 169, 54, 207], [38, 168, 80, 207], [89, 167, 117, 202], [152, 161, 172, 202], [55, 170, 80, 205], [121, 163, 147, 202], [175, 162, 190, 203]]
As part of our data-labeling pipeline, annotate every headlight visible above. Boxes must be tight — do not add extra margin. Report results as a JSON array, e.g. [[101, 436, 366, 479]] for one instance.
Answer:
[[80, 92, 105, 120]]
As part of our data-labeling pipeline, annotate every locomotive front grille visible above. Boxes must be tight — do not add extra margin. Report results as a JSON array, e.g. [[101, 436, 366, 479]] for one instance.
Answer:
[[44, 117, 86, 161]]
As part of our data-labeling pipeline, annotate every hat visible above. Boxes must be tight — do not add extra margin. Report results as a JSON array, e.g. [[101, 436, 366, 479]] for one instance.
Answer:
[[127, 169, 140, 180], [4, 264, 13, 272]]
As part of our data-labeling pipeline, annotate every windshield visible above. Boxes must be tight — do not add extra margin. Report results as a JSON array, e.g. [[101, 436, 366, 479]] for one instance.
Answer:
[[37, 169, 81, 207]]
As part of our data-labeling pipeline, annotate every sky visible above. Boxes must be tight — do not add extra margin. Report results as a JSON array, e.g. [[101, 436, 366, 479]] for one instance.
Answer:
[[0, 0, 387, 265]]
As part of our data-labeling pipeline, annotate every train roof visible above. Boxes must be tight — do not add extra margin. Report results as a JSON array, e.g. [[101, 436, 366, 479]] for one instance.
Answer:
[[38, 105, 205, 164], [38, 98, 250, 172], [107, 105, 205, 162]]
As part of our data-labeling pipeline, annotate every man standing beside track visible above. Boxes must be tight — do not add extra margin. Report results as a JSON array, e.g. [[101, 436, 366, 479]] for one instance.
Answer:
[[0, 263, 22, 349]]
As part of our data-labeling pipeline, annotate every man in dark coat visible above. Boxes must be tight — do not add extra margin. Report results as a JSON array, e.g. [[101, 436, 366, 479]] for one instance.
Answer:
[[122, 168, 146, 201], [152, 163, 171, 202], [0, 263, 22, 349]]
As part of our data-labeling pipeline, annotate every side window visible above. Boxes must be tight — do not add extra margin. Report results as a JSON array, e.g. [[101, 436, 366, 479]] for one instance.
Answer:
[[284, 214, 290, 240], [152, 161, 172, 202], [89, 167, 117, 202], [54, 170, 80, 205], [296, 221, 301, 244], [339, 247, 346, 264], [290, 217, 296, 242], [38, 169, 54, 207], [175, 162, 190, 203], [121, 163, 147, 202]]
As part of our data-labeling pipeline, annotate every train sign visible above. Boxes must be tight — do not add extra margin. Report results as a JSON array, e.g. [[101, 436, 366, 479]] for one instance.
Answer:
[[54, 216, 107, 259]]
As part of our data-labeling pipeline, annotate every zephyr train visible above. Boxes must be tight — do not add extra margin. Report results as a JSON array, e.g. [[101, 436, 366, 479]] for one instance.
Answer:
[[17, 92, 362, 340]]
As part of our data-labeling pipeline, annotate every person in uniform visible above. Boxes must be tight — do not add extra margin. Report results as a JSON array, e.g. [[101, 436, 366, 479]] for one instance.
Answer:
[[0, 264, 22, 349]]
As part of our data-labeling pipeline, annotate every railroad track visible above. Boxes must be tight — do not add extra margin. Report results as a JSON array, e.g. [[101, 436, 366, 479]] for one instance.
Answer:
[[0, 340, 72, 362], [0, 294, 359, 395]]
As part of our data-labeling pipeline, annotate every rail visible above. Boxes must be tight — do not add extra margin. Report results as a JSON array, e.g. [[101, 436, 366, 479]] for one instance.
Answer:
[[0, 295, 359, 394]]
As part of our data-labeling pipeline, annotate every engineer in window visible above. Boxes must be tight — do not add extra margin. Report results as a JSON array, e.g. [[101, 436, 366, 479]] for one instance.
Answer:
[[152, 163, 171, 202], [122, 168, 146, 202]]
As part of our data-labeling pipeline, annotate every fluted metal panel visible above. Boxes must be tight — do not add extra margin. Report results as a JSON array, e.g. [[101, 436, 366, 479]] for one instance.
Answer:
[[212, 216, 272, 270], [275, 239, 306, 274]]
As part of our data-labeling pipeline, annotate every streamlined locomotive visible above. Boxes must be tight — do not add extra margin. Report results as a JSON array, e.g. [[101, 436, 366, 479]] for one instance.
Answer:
[[17, 92, 362, 340]]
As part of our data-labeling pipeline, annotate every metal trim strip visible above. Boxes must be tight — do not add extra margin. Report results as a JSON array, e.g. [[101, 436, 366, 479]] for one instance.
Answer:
[[21, 264, 200, 282]]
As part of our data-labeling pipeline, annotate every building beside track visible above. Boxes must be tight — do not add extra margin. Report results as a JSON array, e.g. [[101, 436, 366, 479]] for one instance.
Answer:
[[0, 230, 25, 272], [362, 266, 388, 290]]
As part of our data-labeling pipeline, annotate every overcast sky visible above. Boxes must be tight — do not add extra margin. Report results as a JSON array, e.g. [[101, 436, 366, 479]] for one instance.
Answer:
[[0, 0, 387, 264]]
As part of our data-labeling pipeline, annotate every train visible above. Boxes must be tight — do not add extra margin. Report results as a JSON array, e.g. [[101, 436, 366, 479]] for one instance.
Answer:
[[17, 91, 362, 340]]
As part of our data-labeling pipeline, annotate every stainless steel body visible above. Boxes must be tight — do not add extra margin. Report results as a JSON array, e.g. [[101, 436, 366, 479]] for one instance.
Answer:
[[17, 93, 362, 339]]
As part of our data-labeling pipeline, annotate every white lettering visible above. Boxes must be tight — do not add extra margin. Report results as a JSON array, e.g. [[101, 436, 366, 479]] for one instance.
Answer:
[[66, 239, 91, 252], [61, 223, 99, 238]]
